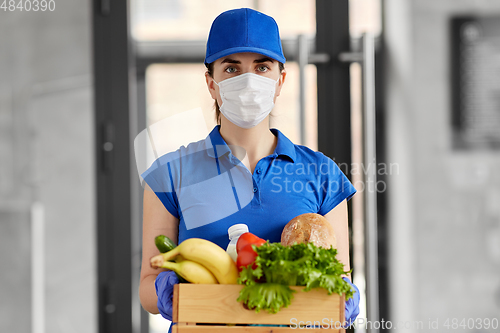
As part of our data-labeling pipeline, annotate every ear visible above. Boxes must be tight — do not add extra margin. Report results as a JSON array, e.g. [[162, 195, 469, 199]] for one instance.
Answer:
[[205, 72, 218, 100], [275, 70, 287, 97]]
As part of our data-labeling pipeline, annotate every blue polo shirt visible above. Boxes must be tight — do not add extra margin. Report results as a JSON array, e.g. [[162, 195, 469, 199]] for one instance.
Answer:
[[141, 125, 356, 250]]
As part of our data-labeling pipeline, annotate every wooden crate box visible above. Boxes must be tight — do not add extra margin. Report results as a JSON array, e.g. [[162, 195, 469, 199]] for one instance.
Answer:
[[172, 284, 346, 332]]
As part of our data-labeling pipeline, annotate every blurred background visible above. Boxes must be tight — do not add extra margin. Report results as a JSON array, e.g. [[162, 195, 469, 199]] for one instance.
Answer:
[[1, 0, 500, 332]]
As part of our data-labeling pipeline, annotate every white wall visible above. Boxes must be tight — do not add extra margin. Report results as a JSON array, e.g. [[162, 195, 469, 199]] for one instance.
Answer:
[[385, 0, 500, 331], [0, 2, 96, 333]]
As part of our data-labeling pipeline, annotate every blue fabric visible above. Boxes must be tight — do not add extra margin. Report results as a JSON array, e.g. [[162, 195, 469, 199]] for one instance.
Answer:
[[204, 8, 286, 64], [343, 277, 360, 326], [155, 271, 179, 321], [141, 125, 357, 250]]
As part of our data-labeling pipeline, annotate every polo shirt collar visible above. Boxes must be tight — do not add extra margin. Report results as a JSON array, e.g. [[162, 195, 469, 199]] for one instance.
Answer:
[[205, 125, 296, 162], [206, 125, 231, 158], [270, 128, 296, 162]]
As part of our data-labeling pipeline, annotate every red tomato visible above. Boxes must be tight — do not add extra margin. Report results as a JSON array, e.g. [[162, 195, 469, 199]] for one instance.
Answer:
[[236, 244, 258, 271], [236, 232, 266, 254]]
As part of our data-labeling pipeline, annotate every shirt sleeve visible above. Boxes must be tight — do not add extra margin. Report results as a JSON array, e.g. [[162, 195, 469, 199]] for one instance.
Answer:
[[317, 153, 357, 216], [140, 155, 180, 219]]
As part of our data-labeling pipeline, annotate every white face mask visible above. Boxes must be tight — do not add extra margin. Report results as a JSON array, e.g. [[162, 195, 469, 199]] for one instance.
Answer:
[[214, 73, 279, 129]]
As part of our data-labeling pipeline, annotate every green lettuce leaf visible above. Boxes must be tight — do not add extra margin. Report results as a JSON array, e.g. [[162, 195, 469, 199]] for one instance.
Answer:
[[237, 241, 354, 313], [236, 283, 296, 314]]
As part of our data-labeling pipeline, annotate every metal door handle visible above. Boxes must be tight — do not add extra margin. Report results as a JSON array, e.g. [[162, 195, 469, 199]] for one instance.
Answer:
[[339, 33, 380, 333], [361, 33, 380, 333], [296, 35, 330, 145]]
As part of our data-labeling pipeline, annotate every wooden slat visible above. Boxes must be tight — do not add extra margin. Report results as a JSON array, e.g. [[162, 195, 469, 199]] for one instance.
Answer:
[[339, 295, 345, 324], [173, 284, 179, 322], [176, 284, 343, 325]]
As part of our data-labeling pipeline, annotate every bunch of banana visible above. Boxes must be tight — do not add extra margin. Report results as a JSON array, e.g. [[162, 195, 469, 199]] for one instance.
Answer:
[[151, 237, 238, 284]]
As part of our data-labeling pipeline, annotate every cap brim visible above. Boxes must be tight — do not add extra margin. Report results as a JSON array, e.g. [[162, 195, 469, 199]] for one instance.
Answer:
[[204, 46, 286, 65]]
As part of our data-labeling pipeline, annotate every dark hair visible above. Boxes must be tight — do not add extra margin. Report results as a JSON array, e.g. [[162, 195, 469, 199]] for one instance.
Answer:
[[205, 60, 285, 125]]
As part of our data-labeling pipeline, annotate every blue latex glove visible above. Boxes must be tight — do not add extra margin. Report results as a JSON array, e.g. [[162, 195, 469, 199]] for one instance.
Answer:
[[155, 271, 179, 321], [343, 277, 360, 327]]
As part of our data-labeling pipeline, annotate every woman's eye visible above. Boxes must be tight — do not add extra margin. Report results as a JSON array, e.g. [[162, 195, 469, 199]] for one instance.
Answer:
[[225, 66, 237, 73]]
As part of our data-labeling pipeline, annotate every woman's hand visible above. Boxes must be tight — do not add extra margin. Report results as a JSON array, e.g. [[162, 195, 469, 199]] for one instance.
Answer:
[[343, 277, 360, 326], [155, 271, 179, 321]]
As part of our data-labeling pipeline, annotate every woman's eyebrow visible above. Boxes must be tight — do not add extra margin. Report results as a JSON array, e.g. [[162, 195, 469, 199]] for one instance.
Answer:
[[220, 57, 275, 64], [254, 57, 275, 63], [220, 58, 240, 64]]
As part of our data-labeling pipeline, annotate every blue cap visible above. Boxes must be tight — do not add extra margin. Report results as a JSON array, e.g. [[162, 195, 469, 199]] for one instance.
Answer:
[[204, 8, 286, 65]]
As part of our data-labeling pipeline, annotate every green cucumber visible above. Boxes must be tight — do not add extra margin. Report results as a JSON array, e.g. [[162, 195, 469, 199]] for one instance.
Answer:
[[155, 235, 176, 253], [154, 235, 188, 283]]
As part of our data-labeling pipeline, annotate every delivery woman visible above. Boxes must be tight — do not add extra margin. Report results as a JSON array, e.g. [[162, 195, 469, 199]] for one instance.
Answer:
[[139, 7, 360, 328]]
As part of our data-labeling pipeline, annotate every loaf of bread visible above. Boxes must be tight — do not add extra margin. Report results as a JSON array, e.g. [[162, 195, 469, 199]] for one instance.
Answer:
[[281, 213, 337, 249]]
